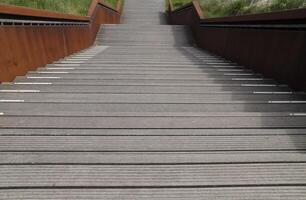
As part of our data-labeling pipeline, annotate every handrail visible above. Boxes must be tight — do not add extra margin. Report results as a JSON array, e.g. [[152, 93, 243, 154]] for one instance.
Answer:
[[0, 18, 89, 26], [200, 23, 306, 30], [0, 0, 123, 82], [116, 0, 124, 14], [167, 0, 174, 12], [88, 0, 121, 17], [167, 0, 202, 17]]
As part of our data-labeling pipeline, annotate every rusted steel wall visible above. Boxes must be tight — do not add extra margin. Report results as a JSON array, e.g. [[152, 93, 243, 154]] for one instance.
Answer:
[[168, 0, 306, 91], [0, 26, 91, 81], [0, 0, 122, 82], [89, 1, 122, 44]]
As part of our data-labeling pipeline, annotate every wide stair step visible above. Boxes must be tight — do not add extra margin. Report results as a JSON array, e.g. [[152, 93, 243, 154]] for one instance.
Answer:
[[1, 0, 306, 198]]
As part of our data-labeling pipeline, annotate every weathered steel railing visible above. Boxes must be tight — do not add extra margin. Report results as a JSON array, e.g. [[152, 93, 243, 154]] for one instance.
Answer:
[[168, 0, 306, 91], [0, 19, 89, 26], [0, 0, 122, 82]]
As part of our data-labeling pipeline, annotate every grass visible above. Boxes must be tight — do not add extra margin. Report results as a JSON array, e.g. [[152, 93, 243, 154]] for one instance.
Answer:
[[171, 0, 306, 18], [105, 0, 118, 8], [171, 0, 193, 9], [0, 0, 119, 16]]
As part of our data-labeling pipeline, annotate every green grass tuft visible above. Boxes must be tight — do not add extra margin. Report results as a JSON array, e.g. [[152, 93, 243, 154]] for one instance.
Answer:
[[171, 0, 306, 18], [0, 0, 119, 16], [105, 0, 118, 8]]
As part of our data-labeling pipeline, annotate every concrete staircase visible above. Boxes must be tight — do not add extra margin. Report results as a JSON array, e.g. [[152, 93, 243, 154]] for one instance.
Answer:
[[96, 24, 193, 46], [0, 0, 306, 199]]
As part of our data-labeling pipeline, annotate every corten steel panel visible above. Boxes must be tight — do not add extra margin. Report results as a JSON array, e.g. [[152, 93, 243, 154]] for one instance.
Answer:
[[168, 0, 306, 91], [0, 0, 122, 82], [0, 27, 13, 80]]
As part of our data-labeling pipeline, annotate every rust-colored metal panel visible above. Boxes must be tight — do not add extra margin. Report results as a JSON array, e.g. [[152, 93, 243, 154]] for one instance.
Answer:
[[168, 0, 306, 91], [0, 0, 123, 82], [5, 27, 28, 77], [0, 27, 14, 80]]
